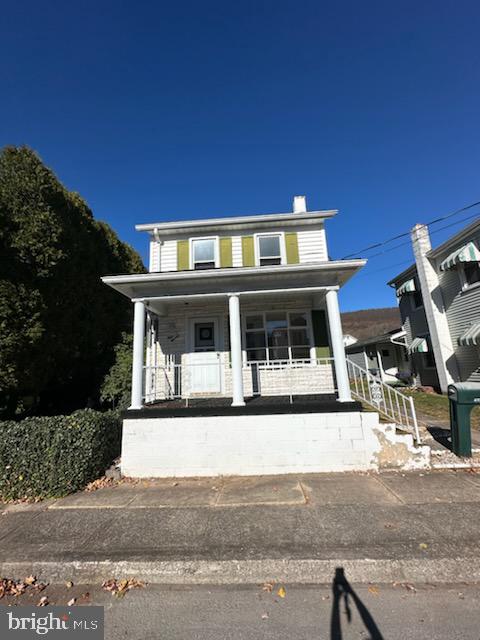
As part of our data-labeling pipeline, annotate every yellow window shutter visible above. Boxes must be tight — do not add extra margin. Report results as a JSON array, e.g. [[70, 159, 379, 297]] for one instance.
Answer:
[[242, 236, 255, 267], [285, 232, 299, 264], [177, 240, 190, 271], [220, 237, 233, 268]]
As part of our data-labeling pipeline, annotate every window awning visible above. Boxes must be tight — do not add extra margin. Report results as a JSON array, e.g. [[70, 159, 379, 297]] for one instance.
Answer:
[[440, 242, 480, 271], [396, 278, 416, 297], [409, 337, 429, 353], [458, 322, 480, 346]]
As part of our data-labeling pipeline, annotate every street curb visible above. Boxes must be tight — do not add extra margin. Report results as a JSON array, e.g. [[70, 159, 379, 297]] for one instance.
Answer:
[[1, 558, 480, 585]]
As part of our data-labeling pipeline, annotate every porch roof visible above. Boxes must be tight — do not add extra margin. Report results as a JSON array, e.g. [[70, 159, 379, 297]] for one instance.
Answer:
[[102, 260, 366, 301]]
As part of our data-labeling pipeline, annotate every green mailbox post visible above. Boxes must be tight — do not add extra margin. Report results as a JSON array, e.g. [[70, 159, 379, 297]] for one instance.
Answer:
[[448, 383, 480, 457]]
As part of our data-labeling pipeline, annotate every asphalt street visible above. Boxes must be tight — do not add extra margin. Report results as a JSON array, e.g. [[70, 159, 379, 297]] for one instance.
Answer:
[[5, 581, 480, 639]]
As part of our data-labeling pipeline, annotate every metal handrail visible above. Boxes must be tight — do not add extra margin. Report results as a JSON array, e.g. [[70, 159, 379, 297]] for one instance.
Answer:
[[346, 358, 421, 443]]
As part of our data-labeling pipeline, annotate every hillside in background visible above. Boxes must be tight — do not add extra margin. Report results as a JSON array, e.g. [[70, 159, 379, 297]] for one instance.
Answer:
[[341, 307, 401, 341]]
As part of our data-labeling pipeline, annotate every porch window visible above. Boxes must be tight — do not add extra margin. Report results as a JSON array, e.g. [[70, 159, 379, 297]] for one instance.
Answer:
[[257, 234, 282, 266], [244, 311, 311, 362], [192, 238, 216, 270]]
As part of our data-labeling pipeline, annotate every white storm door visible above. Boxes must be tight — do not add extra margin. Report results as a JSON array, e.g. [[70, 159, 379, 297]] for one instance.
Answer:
[[189, 319, 221, 393]]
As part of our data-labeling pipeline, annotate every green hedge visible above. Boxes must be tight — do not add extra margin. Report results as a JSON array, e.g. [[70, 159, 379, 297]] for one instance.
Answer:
[[0, 409, 122, 501]]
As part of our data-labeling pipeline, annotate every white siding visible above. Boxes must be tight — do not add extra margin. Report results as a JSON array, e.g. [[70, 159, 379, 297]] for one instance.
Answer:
[[154, 224, 328, 272], [231, 234, 243, 267], [437, 234, 480, 384], [297, 225, 328, 263], [160, 239, 178, 272], [149, 239, 160, 272]]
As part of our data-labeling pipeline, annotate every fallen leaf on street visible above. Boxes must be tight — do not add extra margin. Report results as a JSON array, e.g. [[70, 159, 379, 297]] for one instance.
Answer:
[[37, 596, 49, 607], [67, 598, 76, 606], [66, 581, 74, 589], [368, 586, 379, 596], [419, 543, 428, 550], [102, 578, 144, 597], [25, 576, 36, 586], [277, 586, 286, 598], [261, 613, 269, 620], [262, 582, 274, 593]]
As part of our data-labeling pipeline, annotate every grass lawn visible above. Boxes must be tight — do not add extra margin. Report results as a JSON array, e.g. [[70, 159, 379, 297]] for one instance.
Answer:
[[403, 389, 480, 429]]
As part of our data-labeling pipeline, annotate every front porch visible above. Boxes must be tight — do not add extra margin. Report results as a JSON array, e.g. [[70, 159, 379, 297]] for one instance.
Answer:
[[103, 261, 364, 411], [136, 288, 353, 410]]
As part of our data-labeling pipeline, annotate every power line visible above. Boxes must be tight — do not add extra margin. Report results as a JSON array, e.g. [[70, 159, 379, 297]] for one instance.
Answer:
[[341, 200, 480, 259], [350, 211, 480, 281], [363, 211, 480, 260]]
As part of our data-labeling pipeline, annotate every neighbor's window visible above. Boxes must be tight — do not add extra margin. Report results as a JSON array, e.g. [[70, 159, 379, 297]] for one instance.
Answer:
[[244, 311, 310, 362], [258, 234, 282, 266], [411, 277, 423, 309], [463, 262, 480, 288], [422, 336, 435, 368], [192, 238, 216, 270]]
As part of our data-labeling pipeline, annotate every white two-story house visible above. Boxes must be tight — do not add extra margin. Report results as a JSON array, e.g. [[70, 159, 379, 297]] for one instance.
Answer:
[[103, 196, 364, 409], [102, 197, 419, 477]]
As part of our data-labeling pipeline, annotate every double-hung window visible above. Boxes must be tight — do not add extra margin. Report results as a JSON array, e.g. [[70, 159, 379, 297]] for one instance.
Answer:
[[192, 238, 216, 270], [244, 311, 311, 362], [257, 234, 282, 266]]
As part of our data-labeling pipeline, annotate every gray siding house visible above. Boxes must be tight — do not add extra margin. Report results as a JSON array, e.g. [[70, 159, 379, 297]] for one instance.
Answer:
[[388, 219, 480, 392]]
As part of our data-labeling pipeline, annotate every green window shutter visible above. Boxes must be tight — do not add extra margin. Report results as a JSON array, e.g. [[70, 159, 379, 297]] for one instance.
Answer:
[[311, 309, 331, 358], [285, 232, 299, 264], [242, 236, 255, 267], [177, 240, 190, 271], [220, 237, 233, 268]]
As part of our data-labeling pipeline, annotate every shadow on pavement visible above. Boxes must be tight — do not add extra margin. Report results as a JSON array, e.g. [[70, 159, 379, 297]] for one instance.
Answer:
[[426, 425, 452, 451], [330, 567, 384, 640]]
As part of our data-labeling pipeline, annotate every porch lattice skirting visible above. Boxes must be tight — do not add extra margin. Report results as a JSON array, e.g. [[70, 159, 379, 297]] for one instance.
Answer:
[[121, 411, 383, 477]]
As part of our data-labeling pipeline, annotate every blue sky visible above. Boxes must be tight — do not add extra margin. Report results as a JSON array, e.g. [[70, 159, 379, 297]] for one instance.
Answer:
[[1, 0, 479, 311]]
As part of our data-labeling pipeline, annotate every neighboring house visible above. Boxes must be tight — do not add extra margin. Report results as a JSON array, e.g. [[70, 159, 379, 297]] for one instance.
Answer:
[[343, 334, 358, 347], [345, 328, 411, 384], [102, 196, 403, 477], [388, 218, 480, 393]]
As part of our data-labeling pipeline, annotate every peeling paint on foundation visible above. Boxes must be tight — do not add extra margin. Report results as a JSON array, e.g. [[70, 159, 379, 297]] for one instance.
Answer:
[[370, 423, 431, 470]]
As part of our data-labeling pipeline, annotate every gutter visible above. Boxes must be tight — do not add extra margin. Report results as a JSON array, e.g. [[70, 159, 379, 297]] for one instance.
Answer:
[[102, 259, 367, 286], [135, 210, 338, 234]]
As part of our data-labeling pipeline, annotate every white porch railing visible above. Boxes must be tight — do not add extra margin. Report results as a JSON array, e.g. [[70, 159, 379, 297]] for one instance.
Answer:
[[143, 357, 336, 404], [347, 358, 421, 443]]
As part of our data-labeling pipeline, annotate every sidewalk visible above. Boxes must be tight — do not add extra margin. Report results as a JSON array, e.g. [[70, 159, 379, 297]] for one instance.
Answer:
[[1, 470, 480, 585]]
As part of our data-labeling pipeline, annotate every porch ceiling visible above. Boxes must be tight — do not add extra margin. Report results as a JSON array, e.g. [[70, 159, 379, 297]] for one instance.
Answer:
[[102, 260, 366, 301]]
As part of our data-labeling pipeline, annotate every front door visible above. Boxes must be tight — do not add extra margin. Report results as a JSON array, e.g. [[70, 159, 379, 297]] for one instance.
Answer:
[[189, 319, 221, 393]]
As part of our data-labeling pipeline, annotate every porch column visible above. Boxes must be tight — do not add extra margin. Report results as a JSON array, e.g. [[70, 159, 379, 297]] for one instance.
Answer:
[[130, 300, 146, 410], [325, 289, 352, 402], [228, 294, 245, 407]]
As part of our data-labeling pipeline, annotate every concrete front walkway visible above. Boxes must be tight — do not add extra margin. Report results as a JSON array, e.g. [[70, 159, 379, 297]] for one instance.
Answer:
[[1, 470, 480, 585]]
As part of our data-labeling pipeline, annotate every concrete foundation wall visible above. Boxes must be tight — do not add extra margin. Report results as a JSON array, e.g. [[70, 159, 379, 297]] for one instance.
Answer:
[[121, 411, 383, 477]]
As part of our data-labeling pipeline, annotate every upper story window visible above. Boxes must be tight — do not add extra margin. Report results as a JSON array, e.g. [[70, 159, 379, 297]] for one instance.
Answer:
[[256, 233, 283, 266], [461, 262, 480, 288], [191, 238, 217, 270]]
